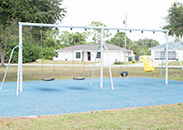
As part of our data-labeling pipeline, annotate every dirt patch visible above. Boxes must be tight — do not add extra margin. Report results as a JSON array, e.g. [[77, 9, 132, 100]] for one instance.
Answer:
[[0, 117, 31, 125]]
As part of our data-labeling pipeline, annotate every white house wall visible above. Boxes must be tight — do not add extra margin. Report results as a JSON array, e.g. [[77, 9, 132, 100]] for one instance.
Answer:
[[176, 50, 183, 61], [54, 51, 73, 61], [54, 50, 130, 63], [90, 50, 128, 63], [104, 51, 128, 63]]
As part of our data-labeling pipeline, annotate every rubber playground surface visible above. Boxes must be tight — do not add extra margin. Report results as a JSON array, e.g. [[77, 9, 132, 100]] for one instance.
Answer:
[[0, 77, 183, 117]]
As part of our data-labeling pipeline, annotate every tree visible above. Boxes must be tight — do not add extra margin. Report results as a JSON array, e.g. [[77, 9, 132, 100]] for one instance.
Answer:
[[44, 28, 60, 47], [106, 31, 132, 49], [105, 31, 159, 56], [12, 0, 66, 24], [59, 31, 86, 46], [59, 31, 71, 46], [133, 38, 159, 56], [71, 32, 86, 45], [163, 2, 183, 42], [2, 40, 40, 63], [85, 21, 111, 44], [0, 0, 66, 66], [0, 22, 18, 67], [41, 28, 67, 60]]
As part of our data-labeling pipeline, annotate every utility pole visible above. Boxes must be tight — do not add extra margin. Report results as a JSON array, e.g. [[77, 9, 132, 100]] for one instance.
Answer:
[[123, 13, 127, 64]]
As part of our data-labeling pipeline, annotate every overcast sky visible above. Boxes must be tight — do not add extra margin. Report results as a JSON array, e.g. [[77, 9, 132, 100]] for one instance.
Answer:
[[61, 0, 182, 44]]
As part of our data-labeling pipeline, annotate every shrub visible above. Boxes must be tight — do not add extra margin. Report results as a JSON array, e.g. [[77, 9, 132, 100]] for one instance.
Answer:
[[132, 60, 136, 63], [23, 41, 40, 63], [114, 61, 124, 65], [42, 46, 55, 60], [2, 40, 40, 63]]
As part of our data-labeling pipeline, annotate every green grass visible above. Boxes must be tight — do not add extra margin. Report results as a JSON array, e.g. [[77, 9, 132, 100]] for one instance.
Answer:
[[0, 66, 182, 82], [162, 60, 183, 66], [0, 104, 183, 129], [114, 61, 143, 65], [0, 65, 183, 129]]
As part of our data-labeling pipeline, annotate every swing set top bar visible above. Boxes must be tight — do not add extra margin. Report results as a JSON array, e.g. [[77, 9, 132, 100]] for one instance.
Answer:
[[19, 22, 169, 32]]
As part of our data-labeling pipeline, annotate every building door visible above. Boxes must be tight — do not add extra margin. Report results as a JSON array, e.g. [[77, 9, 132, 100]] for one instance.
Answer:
[[87, 52, 91, 61]]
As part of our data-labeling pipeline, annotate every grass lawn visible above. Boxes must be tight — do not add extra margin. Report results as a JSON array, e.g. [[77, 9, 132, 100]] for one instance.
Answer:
[[163, 60, 183, 66], [0, 66, 182, 81], [113, 61, 143, 65], [0, 65, 183, 129], [0, 104, 183, 129]]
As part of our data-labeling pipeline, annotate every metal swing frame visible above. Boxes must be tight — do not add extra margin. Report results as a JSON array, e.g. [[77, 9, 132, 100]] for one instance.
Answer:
[[15, 22, 169, 96]]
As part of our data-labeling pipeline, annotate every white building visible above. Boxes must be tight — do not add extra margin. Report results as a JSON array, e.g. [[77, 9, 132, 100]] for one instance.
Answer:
[[54, 44, 135, 63], [149, 42, 183, 61]]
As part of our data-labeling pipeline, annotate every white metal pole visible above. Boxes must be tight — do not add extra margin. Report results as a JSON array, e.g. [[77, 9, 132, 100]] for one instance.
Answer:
[[165, 31, 169, 84], [20, 24, 23, 92], [90, 46, 101, 86], [124, 13, 127, 64], [18, 22, 169, 32], [103, 45, 114, 90], [1, 45, 19, 90], [100, 27, 104, 88], [20, 43, 23, 91], [17, 56, 20, 96], [17, 24, 22, 95]]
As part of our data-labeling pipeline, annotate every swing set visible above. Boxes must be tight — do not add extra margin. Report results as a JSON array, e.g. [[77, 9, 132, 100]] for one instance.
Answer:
[[0, 22, 170, 96]]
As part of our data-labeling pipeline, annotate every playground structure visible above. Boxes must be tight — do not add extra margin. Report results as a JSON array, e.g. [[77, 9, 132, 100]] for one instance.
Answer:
[[141, 57, 154, 72], [1, 22, 170, 95]]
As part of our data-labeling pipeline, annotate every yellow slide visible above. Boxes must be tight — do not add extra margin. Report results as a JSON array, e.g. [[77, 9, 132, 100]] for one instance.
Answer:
[[141, 57, 154, 72]]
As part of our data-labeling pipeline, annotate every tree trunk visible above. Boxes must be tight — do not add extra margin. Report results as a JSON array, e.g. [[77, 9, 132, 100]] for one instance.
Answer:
[[0, 37, 5, 67], [0, 38, 9, 67], [1, 52, 5, 67]]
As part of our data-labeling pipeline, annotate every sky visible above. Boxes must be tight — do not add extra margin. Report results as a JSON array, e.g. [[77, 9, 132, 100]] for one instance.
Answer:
[[61, 0, 182, 44]]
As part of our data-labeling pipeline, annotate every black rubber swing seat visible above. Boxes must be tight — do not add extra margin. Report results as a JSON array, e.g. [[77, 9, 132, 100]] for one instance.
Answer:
[[120, 71, 128, 77], [73, 77, 85, 80], [42, 78, 55, 81]]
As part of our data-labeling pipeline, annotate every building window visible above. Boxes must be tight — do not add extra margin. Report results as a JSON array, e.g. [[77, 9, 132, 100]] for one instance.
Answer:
[[97, 52, 101, 58], [76, 52, 80, 58], [168, 51, 176, 60], [155, 51, 176, 60]]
